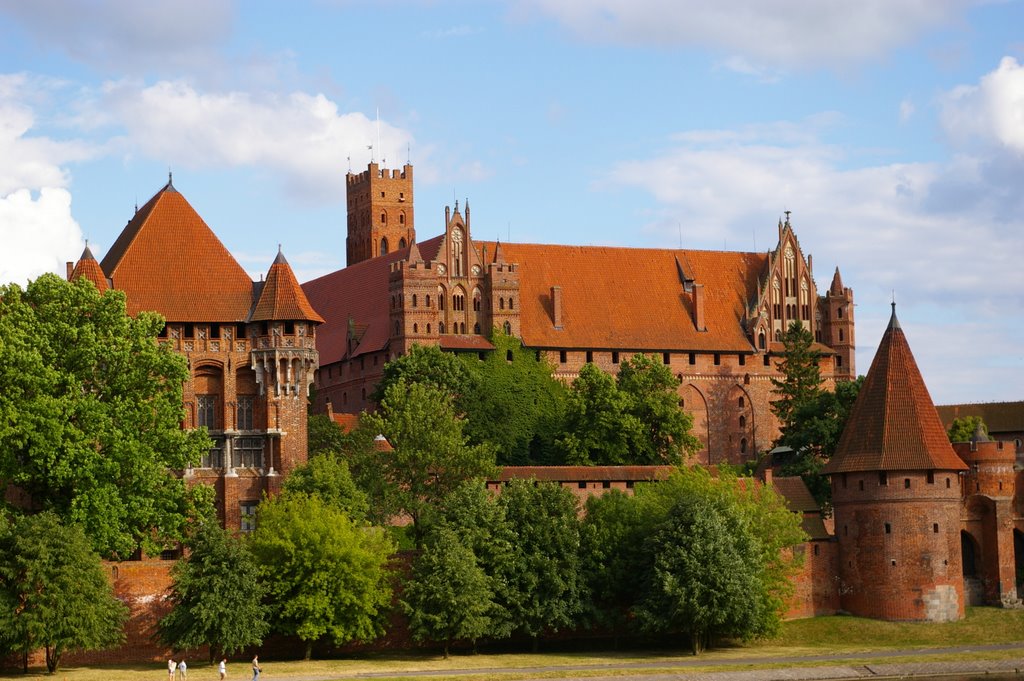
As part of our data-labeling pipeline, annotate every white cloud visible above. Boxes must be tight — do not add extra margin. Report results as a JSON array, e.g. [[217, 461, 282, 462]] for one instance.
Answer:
[[0, 188, 83, 285], [899, 98, 915, 123], [940, 56, 1024, 153], [600, 100, 1024, 402], [517, 0, 974, 68], [0, 0, 233, 75], [96, 80, 416, 201]]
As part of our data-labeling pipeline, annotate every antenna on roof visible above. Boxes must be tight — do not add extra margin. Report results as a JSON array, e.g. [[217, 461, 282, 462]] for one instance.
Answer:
[[167, 168, 173, 187], [784, 209, 791, 225], [376, 107, 382, 166], [347, 155, 351, 172], [367, 143, 374, 163], [407, 142, 411, 165], [134, 195, 138, 215]]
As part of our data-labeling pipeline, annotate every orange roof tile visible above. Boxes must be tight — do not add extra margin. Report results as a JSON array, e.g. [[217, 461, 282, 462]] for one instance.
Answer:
[[935, 401, 1024, 435], [100, 182, 255, 322], [480, 242, 766, 352], [69, 245, 109, 293], [823, 305, 967, 474], [493, 465, 674, 482], [329, 412, 361, 433], [251, 250, 324, 323]]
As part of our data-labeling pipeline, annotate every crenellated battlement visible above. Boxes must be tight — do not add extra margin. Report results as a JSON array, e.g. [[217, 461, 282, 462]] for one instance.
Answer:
[[347, 163, 412, 186]]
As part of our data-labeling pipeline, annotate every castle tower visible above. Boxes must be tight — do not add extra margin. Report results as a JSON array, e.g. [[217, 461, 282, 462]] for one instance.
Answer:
[[346, 162, 415, 266], [248, 248, 324, 482], [823, 304, 968, 621], [66, 244, 110, 292], [388, 240, 440, 355], [822, 267, 855, 379], [953, 426, 1021, 607], [487, 240, 521, 338]]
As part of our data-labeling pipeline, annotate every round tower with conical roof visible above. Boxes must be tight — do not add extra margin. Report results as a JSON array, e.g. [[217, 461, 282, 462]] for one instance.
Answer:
[[823, 304, 968, 621]]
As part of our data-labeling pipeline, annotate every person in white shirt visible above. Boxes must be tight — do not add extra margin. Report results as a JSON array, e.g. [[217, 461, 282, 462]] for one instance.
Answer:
[[219, 658, 227, 680], [168, 659, 176, 681], [178, 659, 187, 679]]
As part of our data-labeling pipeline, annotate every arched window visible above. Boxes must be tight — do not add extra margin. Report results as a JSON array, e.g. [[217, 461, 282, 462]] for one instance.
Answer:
[[439, 322, 446, 334], [412, 294, 418, 308], [508, 297, 514, 310], [474, 323, 481, 334], [473, 289, 482, 311], [837, 307, 844, 319], [413, 323, 418, 334], [758, 331, 766, 349], [738, 396, 745, 408], [426, 324, 431, 334], [503, 321, 512, 335], [772, 279, 781, 318], [399, 237, 407, 249], [453, 293, 465, 311], [839, 329, 845, 342], [438, 287, 446, 310], [739, 415, 746, 428], [425, 295, 431, 307], [499, 297, 505, 310], [460, 322, 466, 334], [380, 237, 389, 255], [399, 213, 405, 225], [380, 212, 387, 225], [740, 438, 748, 454]]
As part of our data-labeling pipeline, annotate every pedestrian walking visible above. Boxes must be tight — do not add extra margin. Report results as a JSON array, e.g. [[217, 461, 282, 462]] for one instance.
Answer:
[[219, 658, 227, 680], [178, 658, 187, 680], [252, 654, 261, 680], [168, 658, 176, 681]]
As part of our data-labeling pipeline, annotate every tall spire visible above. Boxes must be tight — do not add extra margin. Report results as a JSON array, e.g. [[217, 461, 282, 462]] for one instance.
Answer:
[[823, 306, 966, 474]]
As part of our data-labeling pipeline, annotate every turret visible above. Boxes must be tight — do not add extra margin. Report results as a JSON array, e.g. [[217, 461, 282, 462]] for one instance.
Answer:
[[345, 162, 415, 266]]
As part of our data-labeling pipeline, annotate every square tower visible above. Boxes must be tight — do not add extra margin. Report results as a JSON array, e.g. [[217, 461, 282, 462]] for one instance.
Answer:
[[346, 162, 415, 265]]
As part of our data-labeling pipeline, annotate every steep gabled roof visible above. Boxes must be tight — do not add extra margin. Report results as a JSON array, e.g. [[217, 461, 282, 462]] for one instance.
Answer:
[[823, 305, 967, 474], [936, 400, 1024, 435], [479, 242, 767, 352], [250, 249, 324, 323], [100, 181, 255, 321], [302, 236, 444, 364], [69, 245, 109, 293]]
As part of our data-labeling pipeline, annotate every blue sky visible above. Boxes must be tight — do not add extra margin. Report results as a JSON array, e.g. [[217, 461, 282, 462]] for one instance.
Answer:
[[1, 0, 1022, 405]]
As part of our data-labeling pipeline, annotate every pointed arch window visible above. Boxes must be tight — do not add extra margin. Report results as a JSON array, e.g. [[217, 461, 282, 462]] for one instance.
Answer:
[[380, 237, 389, 255], [439, 322, 446, 334], [380, 212, 387, 225], [503, 321, 512, 335], [772, 279, 781, 318], [800, 279, 809, 320], [472, 288, 482, 312], [438, 287, 446, 310], [758, 331, 766, 350], [399, 237, 407, 249]]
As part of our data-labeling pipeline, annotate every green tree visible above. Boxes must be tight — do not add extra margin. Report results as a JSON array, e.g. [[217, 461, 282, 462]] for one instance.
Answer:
[[401, 528, 492, 658], [458, 333, 567, 465], [556, 363, 636, 465], [776, 376, 863, 509], [425, 481, 517, 639], [359, 380, 496, 546], [370, 343, 471, 404], [157, 522, 268, 662], [0, 512, 128, 673], [282, 454, 370, 523], [947, 415, 988, 443], [307, 413, 349, 457], [617, 354, 701, 463], [499, 479, 582, 651], [770, 321, 824, 439], [578, 490, 649, 640], [0, 274, 210, 558], [634, 493, 766, 654], [632, 467, 805, 653], [248, 494, 394, 659]]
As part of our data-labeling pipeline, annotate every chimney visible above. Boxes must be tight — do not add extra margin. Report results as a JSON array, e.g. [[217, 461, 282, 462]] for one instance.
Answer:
[[693, 283, 706, 332], [66, 261, 74, 280], [551, 286, 563, 329], [763, 467, 773, 485]]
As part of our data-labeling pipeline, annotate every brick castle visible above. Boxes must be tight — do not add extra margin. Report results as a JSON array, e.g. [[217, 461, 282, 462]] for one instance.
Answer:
[[45, 163, 1024, 666]]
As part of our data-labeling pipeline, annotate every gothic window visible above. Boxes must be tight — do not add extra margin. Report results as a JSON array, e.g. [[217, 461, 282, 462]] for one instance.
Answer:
[[439, 322, 446, 334], [738, 396, 745, 408], [460, 322, 466, 334], [427, 324, 431, 334], [453, 293, 465, 311], [197, 395, 217, 430], [237, 396, 255, 430], [235, 437, 264, 468], [380, 237, 389, 255], [473, 288, 482, 311], [504, 321, 512, 335], [500, 297, 505, 310], [438, 287, 446, 310], [772, 278, 781, 318], [474, 323, 480, 334], [399, 237, 407, 249], [240, 502, 258, 532], [758, 331, 766, 349], [800, 280, 809, 320], [413, 323, 418, 334], [426, 294, 431, 307], [380, 212, 387, 225], [412, 294, 418, 308], [784, 246, 795, 297], [837, 306, 843, 319], [399, 213, 405, 225], [740, 438, 747, 454], [509, 297, 514, 310], [739, 415, 746, 428], [839, 329, 844, 342], [451, 227, 464, 277]]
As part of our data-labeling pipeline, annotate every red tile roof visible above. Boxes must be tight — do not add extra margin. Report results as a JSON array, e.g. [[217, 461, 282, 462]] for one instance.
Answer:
[[303, 236, 770, 364], [251, 250, 324, 323], [302, 236, 443, 364], [69, 245, 109, 293], [823, 306, 967, 474], [485, 243, 766, 352], [494, 465, 674, 482], [329, 412, 361, 433], [100, 182, 255, 322], [935, 401, 1024, 435]]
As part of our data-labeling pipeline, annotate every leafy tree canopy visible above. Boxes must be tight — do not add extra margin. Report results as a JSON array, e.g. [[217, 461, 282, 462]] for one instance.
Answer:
[[370, 343, 471, 404], [158, 522, 269, 661], [401, 528, 491, 658], [0, 274, 211, 558], [498, 479, 582, 649], [307, 413, 349, 458], [558, 356, 699, 465], [458, 333, 567, 465], [947, 415, 988, 443], [0, 512, 128, 673], [358, 380, 496, 546], [281, 454, 370, 523], [770, 321, 824, 438], [248, 494, 395, 659]]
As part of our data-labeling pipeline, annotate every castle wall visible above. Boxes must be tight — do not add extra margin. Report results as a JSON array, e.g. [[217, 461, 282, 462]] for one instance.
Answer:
[[832, 470, 965, 621]]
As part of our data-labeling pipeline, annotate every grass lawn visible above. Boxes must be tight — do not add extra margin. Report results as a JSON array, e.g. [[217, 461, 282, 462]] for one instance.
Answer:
[[4, 607, 1023, 681]]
